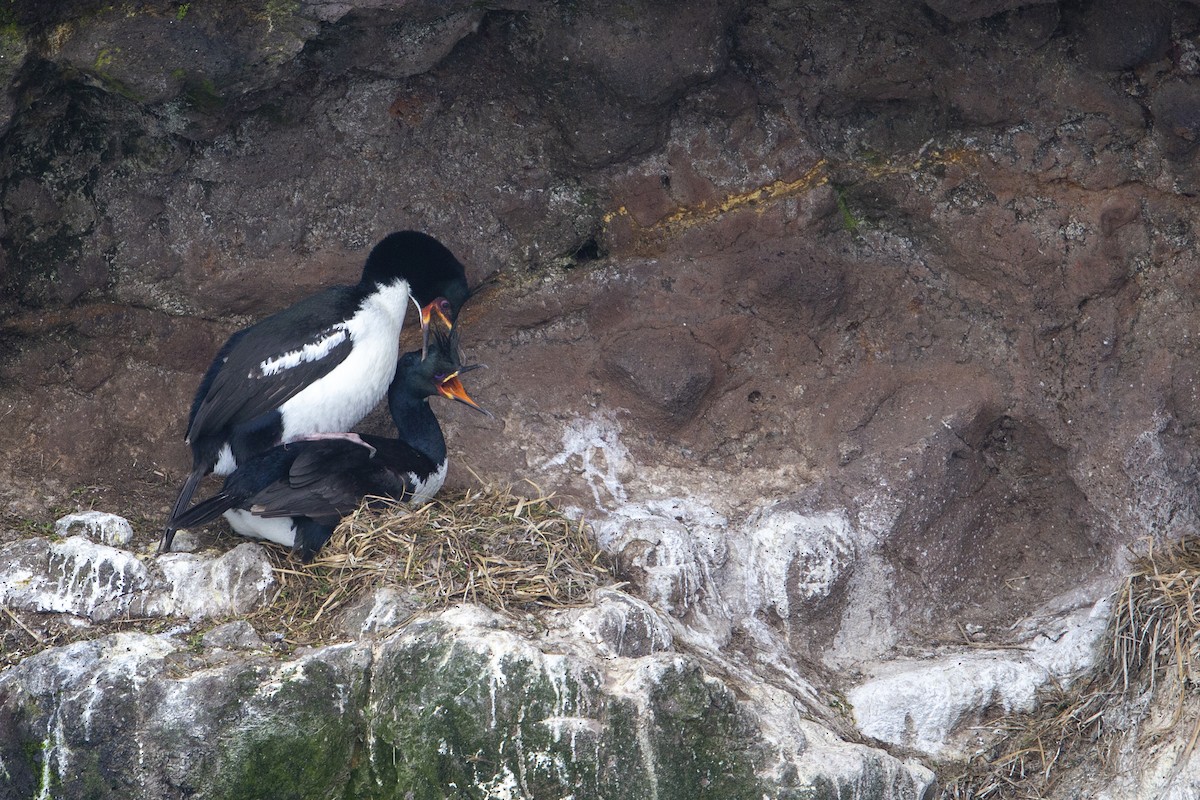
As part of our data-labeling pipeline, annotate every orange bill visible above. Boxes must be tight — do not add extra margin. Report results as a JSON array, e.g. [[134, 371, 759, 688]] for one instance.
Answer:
[[420, 297, 455, 359], [437, 371, 490, 416]]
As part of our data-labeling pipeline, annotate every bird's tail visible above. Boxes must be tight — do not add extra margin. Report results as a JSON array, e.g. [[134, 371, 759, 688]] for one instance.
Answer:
[[160, 469, 207, 553], [167, 490, 238, 534]]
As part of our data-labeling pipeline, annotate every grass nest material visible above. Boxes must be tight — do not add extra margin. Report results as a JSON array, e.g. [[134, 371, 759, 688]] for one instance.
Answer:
[[941, 536, 1200, 799], [250, 485, 614, 646]]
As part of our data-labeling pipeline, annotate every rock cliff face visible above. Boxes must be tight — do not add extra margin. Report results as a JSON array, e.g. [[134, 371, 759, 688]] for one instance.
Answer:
[[2, 0, 1199, 797]]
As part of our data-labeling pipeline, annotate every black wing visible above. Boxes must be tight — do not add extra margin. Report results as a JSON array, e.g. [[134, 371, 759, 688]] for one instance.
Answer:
[[247, 439, 382, 524], [248, 437, 435, 523], [186, 286, 364, 443]]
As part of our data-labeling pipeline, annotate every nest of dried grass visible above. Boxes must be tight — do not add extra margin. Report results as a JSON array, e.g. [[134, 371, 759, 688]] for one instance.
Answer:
[[251, 485, 613, 646], [942, 536, 1200, 798]]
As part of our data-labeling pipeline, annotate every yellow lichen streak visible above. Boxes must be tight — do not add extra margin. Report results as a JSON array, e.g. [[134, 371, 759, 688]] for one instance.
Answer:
[[602, 147, 976, 249]]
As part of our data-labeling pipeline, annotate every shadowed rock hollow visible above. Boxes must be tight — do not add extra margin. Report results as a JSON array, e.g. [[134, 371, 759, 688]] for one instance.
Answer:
[[2, 0, 1200, 797]]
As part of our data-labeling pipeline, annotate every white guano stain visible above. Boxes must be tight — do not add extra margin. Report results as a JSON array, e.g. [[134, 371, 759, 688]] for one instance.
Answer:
[[603, 656, 688, 800], [0, 536, 151, 621], [847, 598, 1111, 759], [743, 508, 856, 622], [476, 764, 523, 800], [36, 708, 67, 800], [541, 412, 630, 509], [28, 633, 175, 796], [54, 511, 134, 547]]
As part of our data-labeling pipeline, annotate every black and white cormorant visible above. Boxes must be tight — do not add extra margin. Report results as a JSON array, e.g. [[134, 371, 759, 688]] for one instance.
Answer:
[[165, 302, 487, 561], [160, 231, 470, 553]]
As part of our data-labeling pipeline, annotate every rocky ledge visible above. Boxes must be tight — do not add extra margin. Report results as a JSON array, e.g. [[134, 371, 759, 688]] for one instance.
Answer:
[[0, 518, 934, 800]]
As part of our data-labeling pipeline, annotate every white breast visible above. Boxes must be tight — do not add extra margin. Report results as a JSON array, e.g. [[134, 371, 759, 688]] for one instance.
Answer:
[[407, 460, 449, 505], [278, 280, 410, 442], [223, 509, 298, 548]]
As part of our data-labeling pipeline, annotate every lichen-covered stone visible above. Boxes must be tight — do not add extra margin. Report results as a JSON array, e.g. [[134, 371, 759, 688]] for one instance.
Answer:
[[157, 543, 277, 619], [568, 588, 674, 657], [361, 613, 736, 799]]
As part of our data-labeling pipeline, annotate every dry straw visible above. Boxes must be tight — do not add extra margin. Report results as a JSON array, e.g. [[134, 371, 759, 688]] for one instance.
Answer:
[[252, 484, 613, 646], [942, 536, 1200, 798]]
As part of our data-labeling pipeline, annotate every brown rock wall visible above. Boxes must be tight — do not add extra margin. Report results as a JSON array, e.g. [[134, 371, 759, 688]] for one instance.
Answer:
[[3, 2, 1200, 788]]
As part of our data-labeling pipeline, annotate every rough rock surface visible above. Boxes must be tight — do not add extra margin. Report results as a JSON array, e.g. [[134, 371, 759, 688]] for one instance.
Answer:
[[2, 0, 1200, 797], [0, 595, 934, 799], [0, 532, 276, 622]]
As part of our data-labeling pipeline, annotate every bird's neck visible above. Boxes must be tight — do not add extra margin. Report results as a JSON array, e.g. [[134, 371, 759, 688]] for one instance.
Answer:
[[359, 279, 411, 330], [389, 394, 446, 464]]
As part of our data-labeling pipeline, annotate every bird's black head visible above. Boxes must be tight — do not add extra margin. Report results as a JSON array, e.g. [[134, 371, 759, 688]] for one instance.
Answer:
[[389, 303, 488, 416], [361, 231, 470, 320]]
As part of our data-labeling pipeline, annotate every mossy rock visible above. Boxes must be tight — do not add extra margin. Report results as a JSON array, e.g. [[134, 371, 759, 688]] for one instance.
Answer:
[[355, 619, 767, 800], [0, 616, 930, 800], [202, 654, 372, 800]]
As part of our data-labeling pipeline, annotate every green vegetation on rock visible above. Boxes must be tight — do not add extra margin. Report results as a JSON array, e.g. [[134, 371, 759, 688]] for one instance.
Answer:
[[211, 660, 364, 800], [354, 622, 769, 799]]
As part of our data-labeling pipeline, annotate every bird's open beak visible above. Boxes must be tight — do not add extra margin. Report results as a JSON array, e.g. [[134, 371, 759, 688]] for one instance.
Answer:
[[437, 371, 492, 417]]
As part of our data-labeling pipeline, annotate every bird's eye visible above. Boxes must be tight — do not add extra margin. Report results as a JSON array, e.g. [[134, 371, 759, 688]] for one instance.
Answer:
[[438, 298, 452, 315]]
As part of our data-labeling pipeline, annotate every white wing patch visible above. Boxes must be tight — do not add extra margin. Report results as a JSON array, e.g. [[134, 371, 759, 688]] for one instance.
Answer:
[[257, 326, 349, 377]]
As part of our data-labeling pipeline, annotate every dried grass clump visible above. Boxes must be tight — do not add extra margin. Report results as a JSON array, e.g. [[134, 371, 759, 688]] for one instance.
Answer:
[[254, 485, 612, 646], [942, 536, 1200, 799]]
